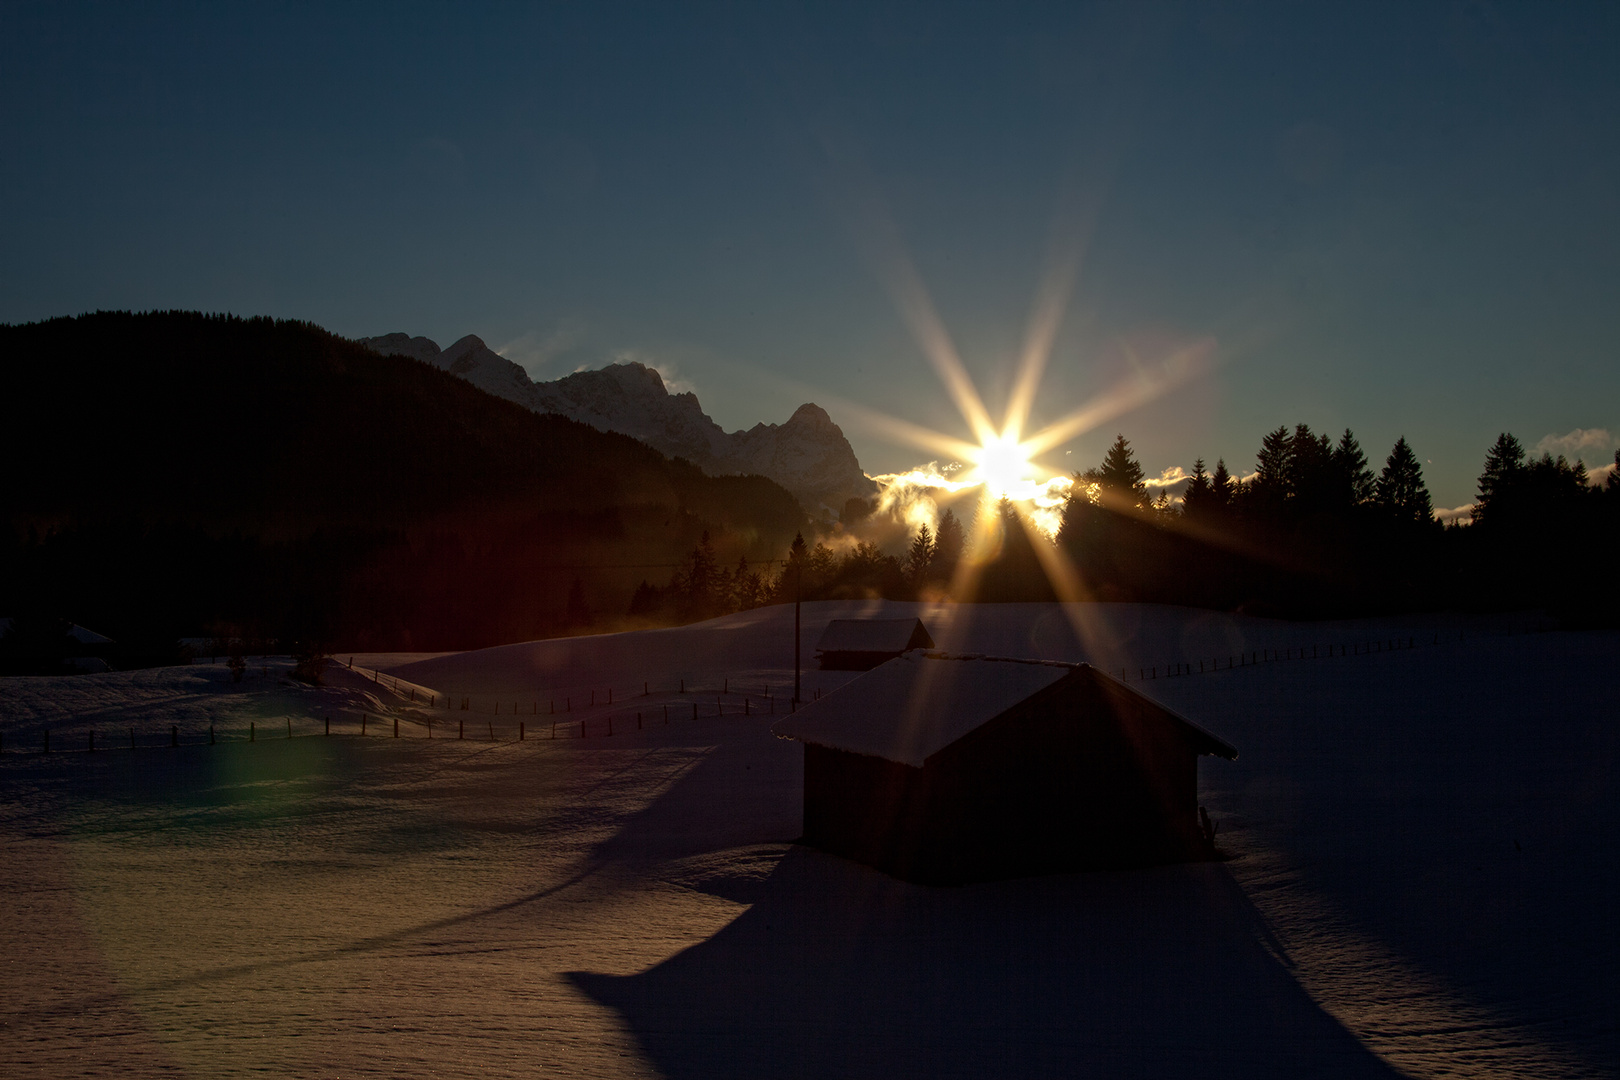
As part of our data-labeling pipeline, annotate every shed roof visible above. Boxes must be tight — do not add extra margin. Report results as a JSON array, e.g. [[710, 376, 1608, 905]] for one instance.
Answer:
[[814, 618, 933, 655], [773, 651, 1236, 768], [0, 617, 114, 645]]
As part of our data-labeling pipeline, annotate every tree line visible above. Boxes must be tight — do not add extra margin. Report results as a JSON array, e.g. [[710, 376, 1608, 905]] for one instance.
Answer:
[[633, 424, 1617, 626]]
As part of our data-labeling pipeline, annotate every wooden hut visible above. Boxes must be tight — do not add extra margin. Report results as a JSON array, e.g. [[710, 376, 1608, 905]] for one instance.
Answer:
[[772, 651, 1237, 884], [814, 618, 934, 670]]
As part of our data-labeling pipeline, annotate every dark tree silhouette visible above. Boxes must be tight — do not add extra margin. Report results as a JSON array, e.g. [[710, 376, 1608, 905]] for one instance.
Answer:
[[1248, 425, 1294, 510], [1376, 438, 1434, 525], [1181, 458, 1215, 519], [1209, 458, 1234, 508], [932, 509, 964, 584], [1473, 432, 1526, 524], [905, 524, 934, 589], [1333, 429, 1376, 507], [1082, 434, 1148, 513]]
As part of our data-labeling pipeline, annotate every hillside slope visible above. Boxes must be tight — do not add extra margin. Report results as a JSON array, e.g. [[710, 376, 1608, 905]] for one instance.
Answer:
[[0, 311, 807, 650]]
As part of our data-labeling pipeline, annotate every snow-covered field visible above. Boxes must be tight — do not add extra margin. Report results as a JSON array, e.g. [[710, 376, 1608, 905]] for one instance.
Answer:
[[1, 601, 1613, 1078]]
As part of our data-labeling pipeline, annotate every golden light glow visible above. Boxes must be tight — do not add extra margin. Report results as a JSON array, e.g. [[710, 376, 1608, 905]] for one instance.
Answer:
[[971, 436, 1035, 497]]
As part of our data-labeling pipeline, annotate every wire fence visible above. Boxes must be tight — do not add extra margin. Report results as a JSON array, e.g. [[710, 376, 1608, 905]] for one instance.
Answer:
[[0, 676, 790, 755], [1, 618, 1560, 756], [1114, 618, 1557, 684]]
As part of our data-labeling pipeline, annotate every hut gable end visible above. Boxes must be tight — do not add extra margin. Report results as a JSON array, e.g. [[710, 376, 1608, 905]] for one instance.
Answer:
[[773, 652, 1238, 884]]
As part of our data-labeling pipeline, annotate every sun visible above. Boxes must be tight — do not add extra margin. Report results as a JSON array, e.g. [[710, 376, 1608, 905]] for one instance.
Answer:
[[972, 435, 1036, 497]]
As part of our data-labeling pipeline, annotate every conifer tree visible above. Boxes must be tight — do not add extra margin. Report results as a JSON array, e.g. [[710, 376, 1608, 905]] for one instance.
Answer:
[[1473, 432, 1526, 524], [1084, 434, 1148, 511], [1181, 458, 1214, 518], [1332, 429, 1376, 507], [1251, 426, 1293, 505], [1210, 459, 1233, 507], [905, 523, 934, 586], [932, 508, 964, 582], [1376, 437, 1434, 524]]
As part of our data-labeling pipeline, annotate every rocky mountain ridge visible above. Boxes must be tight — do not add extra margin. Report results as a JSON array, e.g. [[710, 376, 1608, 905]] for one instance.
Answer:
[[358, 332, 876, 514]]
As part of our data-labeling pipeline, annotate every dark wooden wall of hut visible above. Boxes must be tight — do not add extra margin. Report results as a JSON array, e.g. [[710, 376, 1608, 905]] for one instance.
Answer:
[[800, 670, 1211, 884]]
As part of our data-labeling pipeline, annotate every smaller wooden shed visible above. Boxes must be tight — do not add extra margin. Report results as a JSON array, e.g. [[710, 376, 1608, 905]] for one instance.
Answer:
[[814, 618, 935, 670], [773, 651, 1237, 884]]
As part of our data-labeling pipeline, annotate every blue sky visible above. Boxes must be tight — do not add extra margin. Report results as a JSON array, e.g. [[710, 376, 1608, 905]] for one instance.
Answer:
[[4, 1, 1617, 510]]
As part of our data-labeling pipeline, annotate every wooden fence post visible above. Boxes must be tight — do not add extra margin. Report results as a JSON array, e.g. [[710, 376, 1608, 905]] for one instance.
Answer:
[[394, 718, 399, 738], [488, 721, 494, 741], [43, 730, 49, 754], [459, 720, 464, 740], [211, 725, 216, 745], [251, 722, 256, 742], [88, 731, 94, 752], [174, 725, 180, 747]]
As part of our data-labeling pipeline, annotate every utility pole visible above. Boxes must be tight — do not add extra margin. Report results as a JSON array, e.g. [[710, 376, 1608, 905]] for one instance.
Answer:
[[793, 555, 802, 705]]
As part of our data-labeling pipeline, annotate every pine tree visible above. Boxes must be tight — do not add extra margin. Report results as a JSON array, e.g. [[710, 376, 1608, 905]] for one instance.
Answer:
[[1332, 428, 1376, 507], [1473, 432, 1525, 523], [1181, 458, 1214, 518], [1085, 434, 1148, 511], [1287, 424, 1332, 503], [1210, 458, 1233, 507], [932, 509, 964, 582], [905, 523, 934, 586], [1376, 438, 1433, 525], [1251, 425, 1293, 504]]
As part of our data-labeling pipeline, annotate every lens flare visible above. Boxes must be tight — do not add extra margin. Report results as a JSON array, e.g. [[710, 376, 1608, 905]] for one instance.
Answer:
[[971, 437, 1034, 497]]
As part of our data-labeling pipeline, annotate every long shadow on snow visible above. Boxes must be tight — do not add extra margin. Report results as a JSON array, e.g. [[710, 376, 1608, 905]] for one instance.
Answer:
[[570, 742, 1400, 1079]]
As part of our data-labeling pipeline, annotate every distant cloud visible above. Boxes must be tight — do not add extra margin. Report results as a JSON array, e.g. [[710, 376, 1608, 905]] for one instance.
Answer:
[[1435, 503, 1476, 525], [1589, 461, 1617, 488], [1146, 466, 1191, 506], [496, 321, 586, 378], [1532, 427, 1615, 465]]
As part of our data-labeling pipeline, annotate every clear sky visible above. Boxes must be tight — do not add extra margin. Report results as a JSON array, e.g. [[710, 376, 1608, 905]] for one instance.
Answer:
[[4, 1, 1617, 512]]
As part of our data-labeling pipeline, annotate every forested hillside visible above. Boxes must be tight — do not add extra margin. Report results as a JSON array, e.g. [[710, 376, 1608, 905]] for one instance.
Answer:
[[0, 312, 807, 657]]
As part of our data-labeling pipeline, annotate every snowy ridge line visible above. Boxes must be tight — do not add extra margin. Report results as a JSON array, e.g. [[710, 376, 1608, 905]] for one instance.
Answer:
[[1117, 618, 1560, 685], [335, 659, 441, 706]]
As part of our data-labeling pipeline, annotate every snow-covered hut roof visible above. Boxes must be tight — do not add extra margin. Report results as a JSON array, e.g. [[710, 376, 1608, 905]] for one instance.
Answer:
[[774, 651, 1236, 768], [814, 618, 933, 655], [0, 617, 114, 645]]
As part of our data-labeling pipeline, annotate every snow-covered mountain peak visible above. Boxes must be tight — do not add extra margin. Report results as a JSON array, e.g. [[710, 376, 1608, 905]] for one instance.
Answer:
[[357, 333, 876, 514]]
